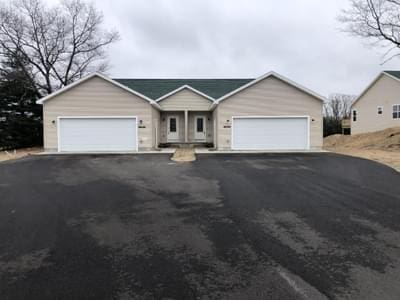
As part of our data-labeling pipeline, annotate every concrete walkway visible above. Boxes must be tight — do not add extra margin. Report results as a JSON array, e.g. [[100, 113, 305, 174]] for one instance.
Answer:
[[171, 148, 196, 162]]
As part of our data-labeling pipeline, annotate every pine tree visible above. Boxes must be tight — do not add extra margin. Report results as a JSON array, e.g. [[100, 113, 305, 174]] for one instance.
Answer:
[[0, 53, 42, 149]]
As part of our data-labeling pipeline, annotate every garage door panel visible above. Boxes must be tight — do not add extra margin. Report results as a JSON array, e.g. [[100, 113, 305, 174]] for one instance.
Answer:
[[59, 118, 137, 152], [232, 117, 308, 150]]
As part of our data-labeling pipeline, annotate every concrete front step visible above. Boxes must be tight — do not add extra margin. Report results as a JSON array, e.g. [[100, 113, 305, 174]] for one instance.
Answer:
[[159, 143, 213, 149]]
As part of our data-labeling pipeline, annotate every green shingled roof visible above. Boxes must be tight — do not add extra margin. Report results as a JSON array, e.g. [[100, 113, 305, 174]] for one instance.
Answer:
[[113, 78, 254, 100], [385, 70, 400, 79]]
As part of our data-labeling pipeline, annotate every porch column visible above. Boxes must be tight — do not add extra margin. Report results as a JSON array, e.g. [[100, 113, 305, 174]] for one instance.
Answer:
[[184, 110, 188, 143]]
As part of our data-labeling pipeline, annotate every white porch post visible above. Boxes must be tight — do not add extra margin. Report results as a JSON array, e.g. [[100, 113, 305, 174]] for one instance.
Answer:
[[184, 110, 188, 143]]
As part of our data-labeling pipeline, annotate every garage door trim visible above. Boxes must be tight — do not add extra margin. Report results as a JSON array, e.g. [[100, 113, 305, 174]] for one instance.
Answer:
[[231, 115, 310, 150], [57, 116, 138, 152]]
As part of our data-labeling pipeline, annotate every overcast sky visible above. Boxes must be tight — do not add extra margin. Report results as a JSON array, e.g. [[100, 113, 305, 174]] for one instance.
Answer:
[[47, 0, 400, 97]]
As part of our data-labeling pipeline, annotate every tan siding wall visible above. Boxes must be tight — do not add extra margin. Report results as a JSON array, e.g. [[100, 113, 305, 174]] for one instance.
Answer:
[[159, 89, 212, 111], [159, 112, 185, 143], [216, 76, 323, 150], [151, 107, 161, 147], [43, 76, 154, 150], [212, 107, 218, 147], [352, 74, 400, 134], [188, 112, 213, 143]]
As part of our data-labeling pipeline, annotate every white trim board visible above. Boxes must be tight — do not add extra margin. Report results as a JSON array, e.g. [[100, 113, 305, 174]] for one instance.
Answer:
[[352, 71, 400, 108], [230, 115, 311, 151], [57, 116, 139, 152], [216, 71, 326, 103], [36, 73, 162, 109], [156, 85, 215, 102]]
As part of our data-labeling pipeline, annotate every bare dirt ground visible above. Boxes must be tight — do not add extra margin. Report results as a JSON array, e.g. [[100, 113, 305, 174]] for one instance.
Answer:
[[0, 147, 42, 162], [324, 127, 400, 171]]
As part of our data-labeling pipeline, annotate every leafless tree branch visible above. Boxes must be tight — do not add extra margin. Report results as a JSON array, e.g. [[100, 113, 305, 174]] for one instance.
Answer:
[[0, 0, 119, 96], [339, 0, 400, 63]]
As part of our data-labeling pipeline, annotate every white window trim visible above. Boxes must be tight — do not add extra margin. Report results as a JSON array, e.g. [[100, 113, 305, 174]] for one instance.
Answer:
[[393, 104, 400, 120], [57, 116, 138, 152], [230, 115, 311, 151], [377, 106, 383, 115]]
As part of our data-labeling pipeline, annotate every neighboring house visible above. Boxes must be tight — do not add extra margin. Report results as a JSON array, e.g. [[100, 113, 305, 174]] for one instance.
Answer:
[[36, 71, 324, 152], [351, 71, 400, 135]]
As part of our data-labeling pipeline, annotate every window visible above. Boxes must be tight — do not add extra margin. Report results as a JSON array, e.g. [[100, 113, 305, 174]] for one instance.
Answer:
[[393, 105, 400, 119], [377, 106, 383, 115], [352, 110, 357, 122]]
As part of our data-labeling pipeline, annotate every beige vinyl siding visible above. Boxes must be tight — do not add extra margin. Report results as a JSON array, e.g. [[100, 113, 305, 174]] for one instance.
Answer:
[[151, 106, 161, 147], [159, 112, 185, 143], [158, 88, 212, 111], [43, 76, 155, 151], [212, 107, 218, 147], [216, 76, 323, 150], [352, 74, 400, 134], [188, 112, 213, 143]]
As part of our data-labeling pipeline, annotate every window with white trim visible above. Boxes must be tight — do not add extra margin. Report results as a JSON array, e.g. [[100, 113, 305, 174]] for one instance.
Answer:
[[352, 110, 357, 122], [393, 105, 400, 119], [377, 106, 383, 115]]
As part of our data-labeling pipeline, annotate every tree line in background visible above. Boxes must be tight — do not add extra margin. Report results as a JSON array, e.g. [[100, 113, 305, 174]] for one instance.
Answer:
[[323, 94, 355, 137], [0, 0, 118, 149]]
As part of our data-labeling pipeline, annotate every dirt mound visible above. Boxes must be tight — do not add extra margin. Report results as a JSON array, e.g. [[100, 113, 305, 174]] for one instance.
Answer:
[[324, 127, 400, 151]]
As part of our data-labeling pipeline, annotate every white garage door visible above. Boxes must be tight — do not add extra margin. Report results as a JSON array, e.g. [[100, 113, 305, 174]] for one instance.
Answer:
[[59, 117, 137, 152], [232, 117, 309, 150]]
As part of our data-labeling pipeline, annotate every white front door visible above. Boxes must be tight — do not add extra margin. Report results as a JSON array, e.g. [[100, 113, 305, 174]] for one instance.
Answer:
[[167, 116, 179, 141], [194, 116, 206, 141]]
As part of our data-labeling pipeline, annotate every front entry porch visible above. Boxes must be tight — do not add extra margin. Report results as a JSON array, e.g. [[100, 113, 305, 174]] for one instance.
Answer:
[[159, 111, 214, 146]]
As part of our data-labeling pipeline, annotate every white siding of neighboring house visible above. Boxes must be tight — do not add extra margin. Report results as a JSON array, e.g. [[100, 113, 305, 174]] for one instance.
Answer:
[[352, 74, 400, 134]]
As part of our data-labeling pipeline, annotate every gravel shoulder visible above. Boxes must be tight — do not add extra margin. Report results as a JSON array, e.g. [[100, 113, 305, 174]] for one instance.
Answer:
[[324, 127, 400, 171], [0, 147, 42, 162]]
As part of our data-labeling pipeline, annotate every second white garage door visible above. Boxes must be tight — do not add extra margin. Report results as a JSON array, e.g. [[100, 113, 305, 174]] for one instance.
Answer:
[[58, 117, 137, 152], [232, 117, 309, 150]]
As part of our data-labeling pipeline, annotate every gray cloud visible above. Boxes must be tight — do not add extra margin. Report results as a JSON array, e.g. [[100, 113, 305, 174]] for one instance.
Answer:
[[46, 0, 400, 97]]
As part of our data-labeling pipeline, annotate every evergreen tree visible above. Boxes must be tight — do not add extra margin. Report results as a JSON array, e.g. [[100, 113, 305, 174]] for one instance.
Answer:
[[0, 53, 42, 149]]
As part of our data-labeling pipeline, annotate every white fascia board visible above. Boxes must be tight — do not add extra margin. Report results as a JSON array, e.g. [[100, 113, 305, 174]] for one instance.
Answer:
[[351, 71, 400, 108], [216, 71, 326, 103], [36, 72, 159, 107], [155, 85, 215, 102]]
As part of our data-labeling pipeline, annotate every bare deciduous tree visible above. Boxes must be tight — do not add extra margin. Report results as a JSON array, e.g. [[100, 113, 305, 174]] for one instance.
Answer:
[[323, 94, 355, 136], [339, 0, 400, 63], [0, 0, 119, 96], [324, 94, 354, 120]]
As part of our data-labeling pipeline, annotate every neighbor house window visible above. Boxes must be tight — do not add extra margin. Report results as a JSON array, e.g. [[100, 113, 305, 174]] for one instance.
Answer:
[[377, 106, 383, 115], [393, 105, 400, 119], [352, 110, 357, 122]]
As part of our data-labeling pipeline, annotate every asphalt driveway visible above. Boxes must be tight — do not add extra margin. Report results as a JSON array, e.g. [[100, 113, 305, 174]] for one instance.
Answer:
[[0, 153, 400, 299]]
